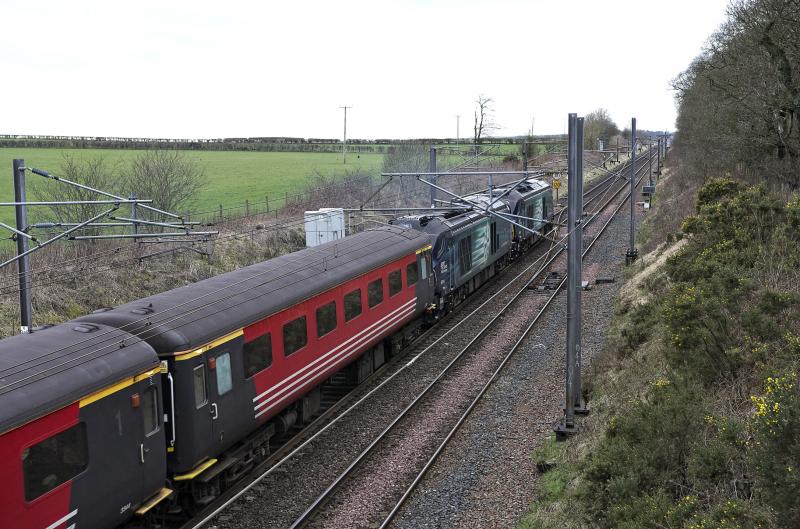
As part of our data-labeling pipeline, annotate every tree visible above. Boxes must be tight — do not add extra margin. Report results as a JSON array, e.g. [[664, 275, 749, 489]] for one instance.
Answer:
[[30, 154, 121, 236], [671, 0, 800, 190], [120, 150, 207, 217], [473, 94, 498, 144], [583, 108, 619, 150], [382, 143, 431, 206]]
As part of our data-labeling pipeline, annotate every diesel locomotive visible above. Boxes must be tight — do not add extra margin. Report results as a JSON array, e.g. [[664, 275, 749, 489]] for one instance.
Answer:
[[0, 177, 551, 529]]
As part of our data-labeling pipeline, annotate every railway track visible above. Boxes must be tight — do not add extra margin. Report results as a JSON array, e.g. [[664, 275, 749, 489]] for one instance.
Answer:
[[287, 150, 653, 529], [184, 150, 652, 529]]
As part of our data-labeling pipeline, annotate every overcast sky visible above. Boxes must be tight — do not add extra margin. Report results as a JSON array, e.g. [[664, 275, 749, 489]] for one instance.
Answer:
[[1, 0, 730, 139]]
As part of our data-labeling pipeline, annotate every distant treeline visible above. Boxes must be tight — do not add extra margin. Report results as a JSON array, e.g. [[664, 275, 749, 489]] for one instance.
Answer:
[[0, 134, 566, 153]]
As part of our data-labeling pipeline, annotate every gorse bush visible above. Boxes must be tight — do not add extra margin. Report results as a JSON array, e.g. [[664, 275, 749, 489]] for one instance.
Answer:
[[524, 179, 800, 529], [750, 367, 800, 525]]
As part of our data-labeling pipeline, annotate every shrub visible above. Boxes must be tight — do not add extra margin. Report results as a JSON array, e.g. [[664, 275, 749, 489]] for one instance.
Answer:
[[749, 368, 800, 525]]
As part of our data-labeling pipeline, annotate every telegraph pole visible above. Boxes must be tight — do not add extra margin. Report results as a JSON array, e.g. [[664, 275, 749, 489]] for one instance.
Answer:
[[340, 105, 351, 164], [626, 118, 638, 265], [13, 160, 32, 333]]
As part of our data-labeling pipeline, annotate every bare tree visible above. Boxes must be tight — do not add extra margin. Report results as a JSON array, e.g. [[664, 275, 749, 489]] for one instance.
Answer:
[[473, 95, 498, 144], [584, 108, 620, 150], [672, 0, 800, 190], [120, 150, 207, 217], [382, 143, 431, 205], [30, 154, 121, 236]]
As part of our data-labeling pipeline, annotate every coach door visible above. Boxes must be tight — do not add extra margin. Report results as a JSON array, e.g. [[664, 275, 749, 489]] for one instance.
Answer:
[[137, 382, 166, 501], [207, 349, 238, 448], [191, 359, 214, 455]]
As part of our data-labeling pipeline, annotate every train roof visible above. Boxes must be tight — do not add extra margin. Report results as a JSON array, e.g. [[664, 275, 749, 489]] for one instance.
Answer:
[[0, 323, 159, 434], [391, 188, 517, 236], [78, 226, 429, 355], [494, 178, 550, 196]]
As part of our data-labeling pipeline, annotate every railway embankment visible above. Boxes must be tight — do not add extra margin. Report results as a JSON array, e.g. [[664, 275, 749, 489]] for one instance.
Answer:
[[519, 164, 800, 528]]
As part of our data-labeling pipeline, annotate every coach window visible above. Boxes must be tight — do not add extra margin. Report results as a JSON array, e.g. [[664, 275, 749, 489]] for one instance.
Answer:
[[406, 262, 419, 286], [22, 423, 88, 502], [316, 301, 337, 337], [216, 353, 233, 395], [388, 270, 402, 296], [142, 386, 160, 436], [193, 365, 207, 408], [243, 334, 272, 378], [344, 289, 362, 321], [283, 316, 308, 356], [368, 278, 383, 308]]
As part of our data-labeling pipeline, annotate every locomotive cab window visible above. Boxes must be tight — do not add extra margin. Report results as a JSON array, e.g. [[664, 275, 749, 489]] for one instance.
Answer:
[[142, 386, 159, 436], [216, 352, 233, 395], [193, 365, 207, 408], [283, 316, 308, 356], [459, 236, 473, 274], [344, 289, 362, 321], [22, 423, 88, 502], [243, 333, 272, 378], [420, 254, 429, 280], [316, 301, 337, 337], [533, 198, 544, 229], [368, 279, 383, 308], [388, 270, 402, 296], [406, 262, 419, 286]]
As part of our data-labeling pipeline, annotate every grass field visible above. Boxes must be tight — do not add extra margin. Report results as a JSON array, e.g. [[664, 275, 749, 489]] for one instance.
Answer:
[[0, 148, 385, 225]]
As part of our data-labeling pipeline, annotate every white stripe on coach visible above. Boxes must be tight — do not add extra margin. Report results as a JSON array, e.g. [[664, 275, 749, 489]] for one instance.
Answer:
[[45, 510, 77, 529], [252, 298, 417, 403], [253, 305, 416, 418], [253, 304, 415, 414]]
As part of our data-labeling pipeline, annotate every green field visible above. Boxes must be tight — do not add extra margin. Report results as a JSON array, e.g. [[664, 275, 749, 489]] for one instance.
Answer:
[[0, 148, 385, 225]]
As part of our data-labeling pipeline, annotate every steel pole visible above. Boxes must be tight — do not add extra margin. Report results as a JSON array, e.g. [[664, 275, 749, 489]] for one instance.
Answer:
[[130, 192, 139, 237], [648, 140, 653, 186], [626, 118, 638, 264], [523, 142, 529, 173], [657, 137, 662, 174], [555, 113, 579, 440], [13, 160, 32, 333], [429, 147, 437, 208], [573, 117, 586, 414]]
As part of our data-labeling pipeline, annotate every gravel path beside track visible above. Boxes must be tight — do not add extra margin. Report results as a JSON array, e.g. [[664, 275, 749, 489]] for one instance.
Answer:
[[199, 163, 643, 529], [205, 239, 561, 529], [390, 204, 644, 529]]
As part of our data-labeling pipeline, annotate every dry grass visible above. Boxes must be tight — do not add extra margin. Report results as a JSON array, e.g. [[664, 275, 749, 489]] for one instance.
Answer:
[[0, 162, 518, 337]]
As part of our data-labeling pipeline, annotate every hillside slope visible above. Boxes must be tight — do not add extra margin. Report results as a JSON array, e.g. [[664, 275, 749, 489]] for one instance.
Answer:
[[520, 164, 800, 528]]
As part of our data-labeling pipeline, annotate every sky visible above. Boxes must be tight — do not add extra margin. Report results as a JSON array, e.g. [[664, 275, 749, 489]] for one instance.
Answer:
[[1, 0, 731, 139]]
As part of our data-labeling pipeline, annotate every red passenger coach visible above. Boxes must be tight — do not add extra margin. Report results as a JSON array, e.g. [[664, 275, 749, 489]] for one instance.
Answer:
[[246, 246, 422, 423], [79, 226, 435, 512]]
